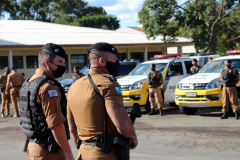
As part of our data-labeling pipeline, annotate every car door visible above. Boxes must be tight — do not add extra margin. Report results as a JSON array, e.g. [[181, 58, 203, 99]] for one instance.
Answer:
[[163, 61, 188, 103]]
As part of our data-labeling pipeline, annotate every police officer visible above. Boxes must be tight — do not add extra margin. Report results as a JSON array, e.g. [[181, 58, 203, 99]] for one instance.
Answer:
[[220, 60, 239, 119], [19, 43, 74, 160], [147, 64, 164, 115], [67, 42, 138, 160], [5, 66, 24, 117], [0, 67, 11, 118], [190, 59, 201, 75], [202, 57, 213, 69], [72, 66, 84, 83]]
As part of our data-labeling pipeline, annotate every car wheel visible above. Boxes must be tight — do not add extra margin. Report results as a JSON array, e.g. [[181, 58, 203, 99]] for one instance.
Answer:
[[169, 102, 177, 107], [179, 106, 198, 115]]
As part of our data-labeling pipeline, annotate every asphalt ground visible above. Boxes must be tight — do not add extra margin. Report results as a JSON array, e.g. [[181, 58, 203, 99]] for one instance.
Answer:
[[1, 105, 240, 160]]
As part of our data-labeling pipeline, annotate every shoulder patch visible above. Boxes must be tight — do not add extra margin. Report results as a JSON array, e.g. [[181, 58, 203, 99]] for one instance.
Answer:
[[48, 80, 55, 85], [48, 89, 58, 97], [115, 87, 122, 94], [102, 74, 116, 81]]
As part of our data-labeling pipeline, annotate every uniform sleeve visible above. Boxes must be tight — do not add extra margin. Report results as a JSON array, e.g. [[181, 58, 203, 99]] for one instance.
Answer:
[[101, 81, 123, 110], [67, 93, 74, 120], [38, 82, 66, 129]]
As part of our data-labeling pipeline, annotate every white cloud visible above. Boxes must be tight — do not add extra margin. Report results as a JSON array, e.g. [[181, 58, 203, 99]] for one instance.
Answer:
[[85, 0, 145, 27], [103, 0, 144, 26]]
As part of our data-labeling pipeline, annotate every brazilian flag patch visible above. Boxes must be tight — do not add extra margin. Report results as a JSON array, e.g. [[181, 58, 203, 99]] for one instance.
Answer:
[[115, 87, 122, 94]]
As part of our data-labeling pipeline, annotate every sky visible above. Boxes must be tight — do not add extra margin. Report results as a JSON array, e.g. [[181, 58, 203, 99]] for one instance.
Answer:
[[2, 0, 187, 27], [85, 0, 187, 27]]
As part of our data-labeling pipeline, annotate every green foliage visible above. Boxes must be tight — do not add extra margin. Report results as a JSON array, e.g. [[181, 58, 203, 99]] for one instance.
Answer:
[[138, 0, 240, 53], [0, 0, 120, 30], [72, 15, 119, 30]]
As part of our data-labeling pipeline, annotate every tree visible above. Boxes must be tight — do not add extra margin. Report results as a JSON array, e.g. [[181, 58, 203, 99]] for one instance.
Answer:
[[72, 15, 119, 30], [0, 0, 120, 30], [138, 0, 240, 53]]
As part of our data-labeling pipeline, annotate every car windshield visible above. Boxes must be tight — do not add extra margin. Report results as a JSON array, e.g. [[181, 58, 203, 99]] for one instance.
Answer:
[[129, 63, 167, 75], [118, 62, 138, 76], [200, 59, 240, 73]]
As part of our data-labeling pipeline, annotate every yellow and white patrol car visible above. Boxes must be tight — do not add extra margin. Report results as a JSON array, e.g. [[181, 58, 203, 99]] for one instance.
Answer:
[[117, 55, 206, 112], [175, 54, 240, 115]]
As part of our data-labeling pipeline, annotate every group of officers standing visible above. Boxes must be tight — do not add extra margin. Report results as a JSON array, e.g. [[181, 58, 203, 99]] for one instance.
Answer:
[[146, 57, 240, 120], [18, 42, 137, 160], [0, 42, 237, 160], [0, 66, 25, 118]]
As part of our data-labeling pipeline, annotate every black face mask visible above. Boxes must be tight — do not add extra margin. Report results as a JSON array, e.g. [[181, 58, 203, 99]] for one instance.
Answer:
[[7, 70, 10, 74], [227, 64, 231, 68], [151, 67, 155, 71], [193, 63, 197, 66], [105, 60, 120, 77], [49, 61, 66, 78]]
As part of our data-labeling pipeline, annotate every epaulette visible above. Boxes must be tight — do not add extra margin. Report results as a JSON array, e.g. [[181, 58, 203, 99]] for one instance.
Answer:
[[48, 80, 56, 85], [102, 74, 116, 81]]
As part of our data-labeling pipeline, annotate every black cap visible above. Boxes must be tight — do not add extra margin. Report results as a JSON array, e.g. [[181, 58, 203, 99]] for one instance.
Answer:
[[225, 60, 232, 63], [88, 42, 118, 57], [42, 43, 67, 60], [192, 59, 198, 62]]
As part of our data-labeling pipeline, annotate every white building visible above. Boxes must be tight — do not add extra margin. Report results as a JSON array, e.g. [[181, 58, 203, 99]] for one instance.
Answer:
[[0, 20, 195, 79]]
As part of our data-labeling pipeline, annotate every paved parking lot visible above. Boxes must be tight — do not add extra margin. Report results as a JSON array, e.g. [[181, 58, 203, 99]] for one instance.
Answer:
[[1, 105, 240, 160]]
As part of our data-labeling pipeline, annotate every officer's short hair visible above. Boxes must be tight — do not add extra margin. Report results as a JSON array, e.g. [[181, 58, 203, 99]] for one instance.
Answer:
[[88, 42, 118, 65], [192, 59, 198, 62], [225, 60, 231, 63], [4, 67, 9, 72], [151, 64, 156, 67], [38, 43, 67, 67], [74, 66, 80, 70], [11, 66, 16, 70]]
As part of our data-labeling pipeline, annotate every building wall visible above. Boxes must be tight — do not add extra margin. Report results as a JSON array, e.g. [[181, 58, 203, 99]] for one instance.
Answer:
[[0, 44, 195, 80]]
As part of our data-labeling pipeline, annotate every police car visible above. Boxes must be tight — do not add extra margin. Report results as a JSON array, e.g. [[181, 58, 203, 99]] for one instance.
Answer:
[[117, 54, 209, 112], [175, 54, 240, 115]]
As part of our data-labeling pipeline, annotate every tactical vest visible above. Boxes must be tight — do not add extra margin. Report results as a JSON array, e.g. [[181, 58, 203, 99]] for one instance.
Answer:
[[19, 75, 69, 141], [148, 72, 162, 86], [221, 68, 237, 85], [190, 66, 200, 75]]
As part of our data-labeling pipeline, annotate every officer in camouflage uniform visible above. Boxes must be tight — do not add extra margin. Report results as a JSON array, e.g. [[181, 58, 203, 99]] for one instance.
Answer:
[[220, 60, 239, 119], [72, 66, 84, 83], [190, 59, 201, 75], [147, 64, 164, 115]]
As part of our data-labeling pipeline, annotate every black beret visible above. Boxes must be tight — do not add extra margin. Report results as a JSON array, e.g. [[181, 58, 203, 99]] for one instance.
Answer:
[[42, 43, 67, 60], [74, 66, 79, 70], [192, 59, 198, 62], [11, 66, 16, 70], [151, 64, 156, 67], [88, 42, 118, 56], [225, 60, 232, 63]]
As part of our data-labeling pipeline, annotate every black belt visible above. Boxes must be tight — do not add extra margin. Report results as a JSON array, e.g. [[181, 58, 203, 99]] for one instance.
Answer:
[[149, 86, 159, 88], [28, 138, 46, 144], [82, 139, 101, 147], [223, 84, 236, 87], [11, 85, 22, 88]]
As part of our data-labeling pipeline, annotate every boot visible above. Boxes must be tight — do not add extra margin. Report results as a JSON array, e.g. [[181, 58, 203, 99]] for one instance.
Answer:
[[220, 112, 228, 119], [235, 111, 239, 119], [148, 109, 155, 115], [159, 108, 163, 116]]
